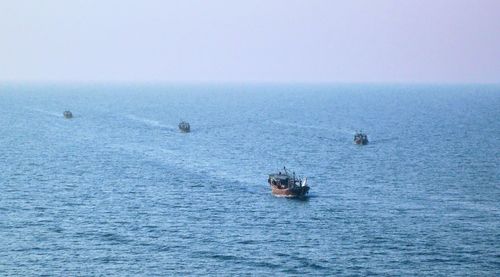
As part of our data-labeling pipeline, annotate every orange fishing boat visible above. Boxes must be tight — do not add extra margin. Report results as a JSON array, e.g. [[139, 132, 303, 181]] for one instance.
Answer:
[[268, 167, 309, 198]]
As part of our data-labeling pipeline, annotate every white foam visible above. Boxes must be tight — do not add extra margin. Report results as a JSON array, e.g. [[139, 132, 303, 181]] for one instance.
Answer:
[[269, 120, 355, 135], [29, 108, 62, 117], [107, 141, 258, 186], [125, 114, 175, 129]]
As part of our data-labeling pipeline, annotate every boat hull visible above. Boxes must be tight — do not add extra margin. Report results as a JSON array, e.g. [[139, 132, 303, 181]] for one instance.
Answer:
[[354, 138, 368, 145], [270, 185, 309, 197]]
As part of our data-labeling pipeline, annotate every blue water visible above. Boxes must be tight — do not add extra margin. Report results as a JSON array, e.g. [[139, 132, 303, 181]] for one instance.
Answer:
[[0, 83, 499, 275]]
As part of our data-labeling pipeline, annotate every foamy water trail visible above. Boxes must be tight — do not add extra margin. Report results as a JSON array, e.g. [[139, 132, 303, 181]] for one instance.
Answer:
[[125, 114, 175, 129], [269, 120, 328, 131], [108, 141, 257, 186], [336, 127, 358, 135], [29, 108, 63, 117], [270, 120, 355, 135]]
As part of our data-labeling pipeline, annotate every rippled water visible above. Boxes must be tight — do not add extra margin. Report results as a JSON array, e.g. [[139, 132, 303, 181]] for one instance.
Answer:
[[0, 83, 499, 275]]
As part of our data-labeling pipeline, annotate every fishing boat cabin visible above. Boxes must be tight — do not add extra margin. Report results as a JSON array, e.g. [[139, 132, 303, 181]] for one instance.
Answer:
[[354, 131, 368, 145]]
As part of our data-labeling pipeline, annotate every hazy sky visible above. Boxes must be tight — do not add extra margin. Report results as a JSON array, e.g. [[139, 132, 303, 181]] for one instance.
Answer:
[[1, 0, 499, 83]]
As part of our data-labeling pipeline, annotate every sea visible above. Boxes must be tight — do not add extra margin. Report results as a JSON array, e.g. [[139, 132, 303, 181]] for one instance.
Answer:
[[0, 83, 499, 276]]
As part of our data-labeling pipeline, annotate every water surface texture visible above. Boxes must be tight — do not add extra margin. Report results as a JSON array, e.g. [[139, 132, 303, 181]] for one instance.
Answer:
[[1, 84, 499, 275]]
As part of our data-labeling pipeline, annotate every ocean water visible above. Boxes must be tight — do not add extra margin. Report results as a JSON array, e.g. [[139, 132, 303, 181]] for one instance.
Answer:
[[0, 83, 499, 276]]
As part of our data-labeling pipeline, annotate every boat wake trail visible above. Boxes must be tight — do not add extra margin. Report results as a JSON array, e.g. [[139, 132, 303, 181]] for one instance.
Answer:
[[125, 114, 175, 130], [269, 120, 329, 131], [333, 127, 357, 136], [108, 142, 258, 188], [270, 120, 355, 135], [29, 108, 62, 117]]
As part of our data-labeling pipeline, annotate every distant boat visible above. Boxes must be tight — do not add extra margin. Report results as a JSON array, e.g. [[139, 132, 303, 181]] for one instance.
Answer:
[[354, 131, 368, 145], [178, 121, 190, 132], [268, 167, 309, 198], [63, 111, 73, 119]]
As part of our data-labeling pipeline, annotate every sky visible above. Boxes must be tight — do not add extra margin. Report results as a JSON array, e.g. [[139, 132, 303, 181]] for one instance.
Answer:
[[1, 0, 499, 83]]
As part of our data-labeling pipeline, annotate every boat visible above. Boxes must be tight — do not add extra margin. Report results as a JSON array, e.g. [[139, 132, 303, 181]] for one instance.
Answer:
[[268, 167, 310, 197], [63, 111, 73, 119], [354, 131, 368, 145], [178, 121, 190, 132]]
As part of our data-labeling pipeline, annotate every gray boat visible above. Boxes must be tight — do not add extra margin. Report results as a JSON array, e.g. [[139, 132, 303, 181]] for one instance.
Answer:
[[178, 121, 190, 132], [63, 111, 73, 119]]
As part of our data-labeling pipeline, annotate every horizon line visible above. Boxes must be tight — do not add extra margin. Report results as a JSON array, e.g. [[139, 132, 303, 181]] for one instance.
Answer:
[[1, 80, 499, 86]]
